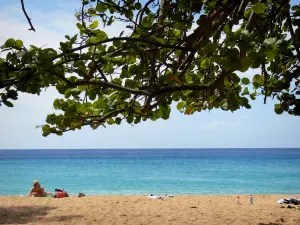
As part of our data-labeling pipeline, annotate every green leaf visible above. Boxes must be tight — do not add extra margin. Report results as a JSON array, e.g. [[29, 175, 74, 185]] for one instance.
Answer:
[[125, 79, 136, 88], [113, 40, 121, 48], [87, 90, 96, 100], [274, 104, 284, 114], [177, 101, 185, 110], [250, 93, 256, 100], [60, 42, 69, 51], [127, 11, 134, 20], [135, 2, 142, 10], [253, 74, 262, 84], [253, 3, 267, 14], [174, 22, 186, 31], [238, 57, 251, 72], [15, 40, 23, 49], [76, 23, 83, 30], [70, 34, 78, 44], [264, 38, 277, 46], [224, 24, 231, 34], [4, 38, 15, 48], [126, 56, 136, 64], [107, 46, 115, 52], [159, 104, 170, 120], [97, 31, 108, 41], [127, 115, 134, 123], [96, 3, 107, 12], [243, 87, 250, 95], [241, 77, 250, 85], [46, 114, 56, 124], [3, 100, 14, 107], [103, 62, 114, 73], [87, 37, 98, 44], [42, 125, 51, 137], [115, 117, 122, 125], [88, 8, 97, 15], [93, 98, 106, 109], [241, 30, 252, 39], [89, 20, 99, 29], [7, 90, 18, 100], [220, 99, 229, 111], [267, 49, 277, 61], [52, 100, 59, 110], [203, 42, 218, 55], [141, 16, 153, 28], [107, 16, 114, 26], [178, 0, 188, 10]]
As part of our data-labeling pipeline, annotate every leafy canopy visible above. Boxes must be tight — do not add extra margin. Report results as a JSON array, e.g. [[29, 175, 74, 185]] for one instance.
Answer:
[[0, 0, 299, 136]]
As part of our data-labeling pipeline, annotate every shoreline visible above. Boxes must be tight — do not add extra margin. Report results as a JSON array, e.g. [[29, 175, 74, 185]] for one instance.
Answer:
[[1, 194, 299, 225], [2, 193, 300, 196], [2, 193, 300, 197]]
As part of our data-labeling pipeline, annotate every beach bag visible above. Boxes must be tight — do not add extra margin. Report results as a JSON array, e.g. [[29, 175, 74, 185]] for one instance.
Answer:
[[78, 192, 85, 197], [54, 188, 69, 198]]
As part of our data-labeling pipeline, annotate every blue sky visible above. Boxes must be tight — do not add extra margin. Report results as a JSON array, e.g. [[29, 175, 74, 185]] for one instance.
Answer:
[[0, 0, 299, 149]]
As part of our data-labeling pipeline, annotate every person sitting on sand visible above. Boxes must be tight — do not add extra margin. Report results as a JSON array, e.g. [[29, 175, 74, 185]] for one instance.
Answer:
[[29, 180, 46, 197]]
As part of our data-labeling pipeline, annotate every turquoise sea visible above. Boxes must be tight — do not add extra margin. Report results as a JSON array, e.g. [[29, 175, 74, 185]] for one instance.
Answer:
[[0, 149, 300, 196]]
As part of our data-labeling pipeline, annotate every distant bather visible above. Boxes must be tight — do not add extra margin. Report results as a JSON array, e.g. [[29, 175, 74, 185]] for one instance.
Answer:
[[28, 180, 46, 197]]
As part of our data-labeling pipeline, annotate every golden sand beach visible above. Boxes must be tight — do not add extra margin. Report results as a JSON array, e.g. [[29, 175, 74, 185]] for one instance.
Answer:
[[0, 195, 300, 225]]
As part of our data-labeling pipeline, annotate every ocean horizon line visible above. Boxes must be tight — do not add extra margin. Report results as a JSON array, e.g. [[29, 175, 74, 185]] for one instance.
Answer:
[[0, 147, 300, 151]]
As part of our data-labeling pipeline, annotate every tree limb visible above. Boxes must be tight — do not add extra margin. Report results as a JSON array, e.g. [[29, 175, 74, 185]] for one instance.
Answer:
[[262, 62, 268, 104], [158, 0, 166, 25], [20, 0, 36, 32], [70, 80, 149, 95], [155, 83, 211, 96], [53, 37, 191, 60], [154, 70, 232, 96]]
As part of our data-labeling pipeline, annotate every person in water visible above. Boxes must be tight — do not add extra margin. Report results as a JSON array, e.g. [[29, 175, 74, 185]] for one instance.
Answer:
[[29, 180, 46, 197]]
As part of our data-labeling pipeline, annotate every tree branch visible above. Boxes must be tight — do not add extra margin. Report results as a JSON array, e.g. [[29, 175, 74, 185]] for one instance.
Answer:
[[158, 0, 166, 25], [154, 70, 232, 96], [155, 83, 211, 96], [53, 37, 191, 60], [0, 79, 22, 89], [70, 80, 148, 95], [262, 62, 268, 104], [20, 0, 36, 32]]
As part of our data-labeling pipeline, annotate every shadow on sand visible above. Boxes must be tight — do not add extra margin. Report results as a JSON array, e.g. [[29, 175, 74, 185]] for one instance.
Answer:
[[258, 223, 282, 225], [0, 206, 83, 224]]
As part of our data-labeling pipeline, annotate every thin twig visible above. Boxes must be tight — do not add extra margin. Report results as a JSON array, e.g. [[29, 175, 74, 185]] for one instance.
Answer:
[[20, 0, 36, 32], [262, 63, 268, 104]]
